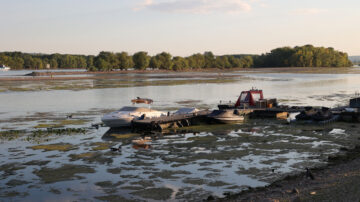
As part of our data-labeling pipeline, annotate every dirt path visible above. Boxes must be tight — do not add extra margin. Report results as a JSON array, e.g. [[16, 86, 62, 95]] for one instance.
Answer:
[[216, 146, 360, 201]]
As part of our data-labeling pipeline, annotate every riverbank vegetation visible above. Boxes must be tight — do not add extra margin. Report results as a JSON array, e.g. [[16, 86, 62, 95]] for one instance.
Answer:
[[0, 45, 352, 70]]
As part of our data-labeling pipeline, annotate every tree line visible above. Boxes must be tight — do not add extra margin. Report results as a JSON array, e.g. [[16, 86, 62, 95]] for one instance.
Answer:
[[0, 45, 352, 70], [253, 45, 352, 67]]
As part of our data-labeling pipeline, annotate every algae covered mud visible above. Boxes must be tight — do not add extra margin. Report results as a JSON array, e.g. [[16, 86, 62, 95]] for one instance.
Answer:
[[1, 69, 360, 201]]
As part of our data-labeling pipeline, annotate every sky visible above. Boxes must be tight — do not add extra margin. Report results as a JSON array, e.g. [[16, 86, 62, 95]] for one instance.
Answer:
[[0, 0, 359, 56]]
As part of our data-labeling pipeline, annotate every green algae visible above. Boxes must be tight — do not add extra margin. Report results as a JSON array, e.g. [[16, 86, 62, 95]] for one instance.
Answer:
[[5, 179, 29, 187], [0, 191, 29, 198], [69, 152, 113, 164], [90, 142, 114, 151], [208, 180, 230, 187], [49, 187, 61, 194], [0, 130, 25, 141], [121, 186, 144, 191], [149, 170, 191, 179], [33, 119, 88, 128], [95, 195, 136, 202], [130, 180, 155, 188], [187, 135, 217, 142], [95, 181, 124, 188], [30, 143, 76, 151], [107, 167, 122, 174], [0, 163, 25, 178], [23, 160, 50, 166], [183, 177, 208, 185], [110, 133, 140, 139], [131, 187, 173, 200], [33, 164, 95, 183]]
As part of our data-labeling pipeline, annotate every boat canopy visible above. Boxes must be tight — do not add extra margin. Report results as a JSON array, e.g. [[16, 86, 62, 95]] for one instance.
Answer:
[[235, 89, 264, 107]]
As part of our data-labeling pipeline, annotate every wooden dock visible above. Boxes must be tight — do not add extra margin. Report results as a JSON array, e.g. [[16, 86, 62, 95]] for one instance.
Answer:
[[131, 110, 212, 131]]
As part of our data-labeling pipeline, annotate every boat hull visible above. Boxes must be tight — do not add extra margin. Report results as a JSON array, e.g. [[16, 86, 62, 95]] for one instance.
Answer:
[[212, 116, 244, 124], [101, 117, 133, 128], [208, 109, 245, 124]]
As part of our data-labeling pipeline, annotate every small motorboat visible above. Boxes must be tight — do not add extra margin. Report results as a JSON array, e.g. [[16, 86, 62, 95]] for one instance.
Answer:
[[131, 97, 153, 104], [0, 64, 10, 71], [101, 106, 166, 128], [208, 109, 245, 124]]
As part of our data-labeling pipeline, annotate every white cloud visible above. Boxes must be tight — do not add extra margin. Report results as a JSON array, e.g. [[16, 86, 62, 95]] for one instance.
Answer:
[[134, 0, 252, 14], [292, 8, 328, 15], [133, 0, 154, 11]]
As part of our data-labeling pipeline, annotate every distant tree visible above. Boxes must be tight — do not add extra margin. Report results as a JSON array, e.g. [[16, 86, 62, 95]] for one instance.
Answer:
[[215, 56, 231, 69], [204, 51, 215, 68], [156, 52, 173, 70], [149, 56, 160, 69], [172, 56, 189, 71], [116, 52, 132, 70], [133, 51, 150, 70], [86, 56, 94, 70], [187, 53, 205, 69], [239, 56, 253, 68]]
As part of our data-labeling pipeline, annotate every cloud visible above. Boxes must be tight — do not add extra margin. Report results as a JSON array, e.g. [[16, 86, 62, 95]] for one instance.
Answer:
[[134, 0, 252, 14], [133, 0, 154, 11], [292, 8, 328, 15]]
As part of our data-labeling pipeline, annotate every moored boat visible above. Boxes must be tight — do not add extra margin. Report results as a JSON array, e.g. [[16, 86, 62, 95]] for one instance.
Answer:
[[0, 64, 10, 71], [102, 97, 166, 128], [208, 109, 245, 124], [101, 106, 166, 128]]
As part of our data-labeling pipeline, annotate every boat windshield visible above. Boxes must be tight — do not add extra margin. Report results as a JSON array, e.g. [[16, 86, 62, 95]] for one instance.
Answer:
[[240, 92, 249, 102], [252, 93, 261, 102]]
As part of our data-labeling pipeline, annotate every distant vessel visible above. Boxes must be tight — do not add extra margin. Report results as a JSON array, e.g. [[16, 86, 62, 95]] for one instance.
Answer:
[[0, 64, 10, 71]]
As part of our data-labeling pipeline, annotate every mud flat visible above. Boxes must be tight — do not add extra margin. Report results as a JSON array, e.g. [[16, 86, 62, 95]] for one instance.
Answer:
[[217, 145, 360, 201]]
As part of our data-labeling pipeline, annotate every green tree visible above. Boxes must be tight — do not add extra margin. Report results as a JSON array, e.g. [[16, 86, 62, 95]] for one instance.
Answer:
[[204, 51, 215, 68], [215, 56, 231, 69], [149, 56, 160, 69], [132, 51, 150, 70], [172, 56, 189, 71], [187, 53, 205, 69], [116, 52, 132, 70], [156, 52, 173, 70]]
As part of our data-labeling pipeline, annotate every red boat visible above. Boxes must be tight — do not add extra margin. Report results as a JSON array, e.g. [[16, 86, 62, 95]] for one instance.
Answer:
[[235, 89, 264, 107], [219, 88, 276, 109], [131, 97, 153, 104]]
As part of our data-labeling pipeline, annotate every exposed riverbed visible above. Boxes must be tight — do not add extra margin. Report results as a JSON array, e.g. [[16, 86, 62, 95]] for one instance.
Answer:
[[1, 68, 360, 201]]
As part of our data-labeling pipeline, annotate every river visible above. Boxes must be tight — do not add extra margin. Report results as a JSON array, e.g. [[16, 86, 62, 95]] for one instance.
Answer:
[[0, 69, 360, 201]]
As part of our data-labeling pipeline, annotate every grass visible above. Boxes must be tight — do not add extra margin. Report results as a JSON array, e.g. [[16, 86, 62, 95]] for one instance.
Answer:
[[34, 119, 88, 128]]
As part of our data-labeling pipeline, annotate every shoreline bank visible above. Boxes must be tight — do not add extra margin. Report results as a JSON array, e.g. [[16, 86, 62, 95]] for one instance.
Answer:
[[0, 67, 359, 82], [216, 145, 360, 201]]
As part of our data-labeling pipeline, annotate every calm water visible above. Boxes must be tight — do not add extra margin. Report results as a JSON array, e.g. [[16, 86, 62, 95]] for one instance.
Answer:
[[0, 71, 360, 201]]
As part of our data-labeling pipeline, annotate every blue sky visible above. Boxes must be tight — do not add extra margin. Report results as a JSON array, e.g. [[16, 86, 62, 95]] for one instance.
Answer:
[[0, 0, 359, 56]]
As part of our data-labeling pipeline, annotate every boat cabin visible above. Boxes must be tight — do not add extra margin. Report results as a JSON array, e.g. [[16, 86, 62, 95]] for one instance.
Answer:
[[235, 89, 264, 107]]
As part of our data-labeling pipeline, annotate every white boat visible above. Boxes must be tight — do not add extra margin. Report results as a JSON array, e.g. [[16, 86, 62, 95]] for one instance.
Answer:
[[0, 64, 10, 71], [101, 106, 166, 128], [173, 107, 199, 115], [208, 109, 244, 124]]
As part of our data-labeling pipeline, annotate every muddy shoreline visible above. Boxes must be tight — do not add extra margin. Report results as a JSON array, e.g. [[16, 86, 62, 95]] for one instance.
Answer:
[[0, 67, 359, 82], [216, 144, 360, 201]]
